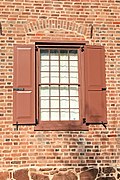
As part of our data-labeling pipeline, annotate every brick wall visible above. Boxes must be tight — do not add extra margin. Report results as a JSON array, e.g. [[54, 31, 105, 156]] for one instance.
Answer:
[[0, 0, 120, 179]]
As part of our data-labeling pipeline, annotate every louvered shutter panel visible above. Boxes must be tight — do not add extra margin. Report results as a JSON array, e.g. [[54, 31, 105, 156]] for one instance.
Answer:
[[13, 45, 35, 125], [84, 45, 107, 124]]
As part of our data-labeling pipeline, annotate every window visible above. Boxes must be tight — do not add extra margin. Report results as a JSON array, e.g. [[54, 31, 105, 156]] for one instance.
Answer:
[[39, 49, 79, 121], [13, 42, 107, 131]]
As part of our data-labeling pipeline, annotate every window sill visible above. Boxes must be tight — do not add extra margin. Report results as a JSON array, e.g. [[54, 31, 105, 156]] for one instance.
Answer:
[[34, 121, 89, 131]]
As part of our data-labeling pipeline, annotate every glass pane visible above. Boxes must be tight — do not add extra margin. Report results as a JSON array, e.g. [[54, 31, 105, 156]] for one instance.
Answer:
[[50, 50, 59, 60], [60, 50, 68, 60], [50, 86, 59, 96], [70, 61, 78, 72], [51, 109, 59, 120], [41, 61, 49, 71], [40, 109, 49, 121], [50, 72, 59, 83], [60, 61, 68, 72], [40, 85, 49, 96], [61, 109, 69, 120], [70, 97, 79, 108], [60, 86, 69, 96], [60, 97, 69, 108], [70, 109, 79, 120], [70, 73, 78, 83], [70, 86, 78, 96], [51, 97, 59, 108], [69, 50, 78, 60], [51, 61, 59, 71], [40, 49, 49, 60], [41, 72, 49, 83], [40, 97, 49, 108], [60, 72, 68, 83]]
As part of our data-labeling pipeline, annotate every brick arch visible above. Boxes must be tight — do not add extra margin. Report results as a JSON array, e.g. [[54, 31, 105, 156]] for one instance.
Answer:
[[24, 19, 87, 36]]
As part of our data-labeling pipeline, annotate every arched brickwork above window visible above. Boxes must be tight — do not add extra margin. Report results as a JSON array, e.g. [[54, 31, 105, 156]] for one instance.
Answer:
[[24, 19, 88, 37]]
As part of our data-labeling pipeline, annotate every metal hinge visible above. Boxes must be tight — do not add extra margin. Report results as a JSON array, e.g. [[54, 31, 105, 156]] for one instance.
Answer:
[[35, 118, 38, 125], [81, 46, 84, 52], [0, 22, 2, 35], [102, 121, 107, 129], [90, 24, 93, 39], [102, 87, 106, 91], [16, 121, 19, 131], [13, 88, 24, 91], [35, 47, 38, 51], [83, 118, 86, 124]]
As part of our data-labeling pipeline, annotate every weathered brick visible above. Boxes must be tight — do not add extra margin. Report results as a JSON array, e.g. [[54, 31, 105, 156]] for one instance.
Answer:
[[52, 171, 78, 180], [96, 177, 116, 180], [31, 173, 49, 180], [13, 169, 29, 180], [80, 168, 98, 180], [102, 167, 116, 174], [0, 172, 9, 180]]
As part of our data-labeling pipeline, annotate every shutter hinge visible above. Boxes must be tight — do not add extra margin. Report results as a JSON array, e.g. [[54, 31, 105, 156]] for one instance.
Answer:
[[35, 47, 38, 51], [81, 46, 84, 52], [90, 24, 93, 39], [0, 22, 2, 35], [13, 88, 25, 91], [102, 121, 107, 129], [16, 121, 19, 131], [102, 87, 106, 91], [83, 118, 86, 124], [35, 118, 38, 125]]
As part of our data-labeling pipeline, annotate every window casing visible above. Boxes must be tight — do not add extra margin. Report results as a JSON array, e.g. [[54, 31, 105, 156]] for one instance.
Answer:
[[36, 44, 85, 130], [13, 41, 107, 131]]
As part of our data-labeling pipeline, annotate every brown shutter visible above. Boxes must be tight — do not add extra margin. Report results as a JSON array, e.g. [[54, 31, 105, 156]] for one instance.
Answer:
[[13, 45, 35, 125], [84, 45, 107, 124]]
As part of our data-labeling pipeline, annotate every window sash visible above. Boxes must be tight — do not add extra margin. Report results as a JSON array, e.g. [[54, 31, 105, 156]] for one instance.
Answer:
[[38, 48, 81, 122]]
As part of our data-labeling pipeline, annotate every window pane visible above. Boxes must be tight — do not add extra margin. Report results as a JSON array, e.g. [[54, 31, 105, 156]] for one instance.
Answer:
[[51, 61, 59, 71], [40, 85, 49, 96], [70, 97, 79, 108], [50, 72, 59, 83], [40, 97, 49, 108], [41, 72, 49, 83], [50, 86, 59, 96], [60, 61, 68, 72], [60, 72, 68, 83], [41, 61, 49, 71], [50, 50, 59, 60], [51, 109, 59, 120], [60, 97, 69, 108], [60, 86, 69, 96], [61, 109, 69, 120], [60, 50, 68, 60], [70, 86, 78, 96], [69, 50, 78, 60], [51, 97, 59, 108], [70, 61, 78, 72], [40, 49, 49, 60], [70, 109, 79, 120], [40, 109, 49, 121], [70, 73, 78, 83]]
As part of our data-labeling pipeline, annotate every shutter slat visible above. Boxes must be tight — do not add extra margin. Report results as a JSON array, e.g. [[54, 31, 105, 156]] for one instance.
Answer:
[[13, 45, 35, 125], [84, 45, 107, 124]]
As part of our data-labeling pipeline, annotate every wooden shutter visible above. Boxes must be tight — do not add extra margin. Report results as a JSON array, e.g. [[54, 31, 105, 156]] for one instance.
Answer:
[[84, 45, 107, 124], [13, 45, 35, 125]]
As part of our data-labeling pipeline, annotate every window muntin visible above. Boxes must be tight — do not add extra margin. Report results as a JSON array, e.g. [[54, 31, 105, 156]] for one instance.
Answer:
[[39, 48, 80, 121]]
